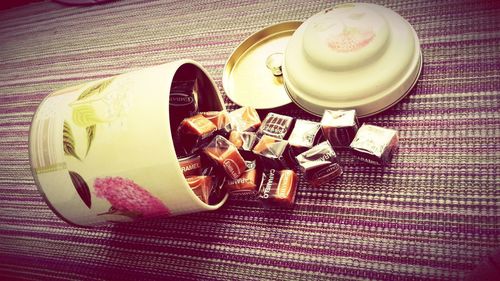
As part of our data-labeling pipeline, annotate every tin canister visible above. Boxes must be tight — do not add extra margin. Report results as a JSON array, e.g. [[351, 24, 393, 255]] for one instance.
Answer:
[[29, 59, 228, 226]]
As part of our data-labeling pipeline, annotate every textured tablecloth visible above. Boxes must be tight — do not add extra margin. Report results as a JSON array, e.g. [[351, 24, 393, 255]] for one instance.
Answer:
[[0, 0, 499, 280]]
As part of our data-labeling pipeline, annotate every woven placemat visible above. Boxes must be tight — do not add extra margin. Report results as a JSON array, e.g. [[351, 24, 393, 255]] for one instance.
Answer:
[[0, 0, 499, 280]]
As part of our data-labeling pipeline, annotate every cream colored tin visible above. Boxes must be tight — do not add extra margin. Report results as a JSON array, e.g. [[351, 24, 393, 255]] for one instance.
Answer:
[[29, 60, 228, 226]]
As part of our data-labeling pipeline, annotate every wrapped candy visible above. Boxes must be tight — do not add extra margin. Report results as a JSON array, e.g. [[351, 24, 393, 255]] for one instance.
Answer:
[[252, 135, 291, 170], [186, 176, 213, 204], [350, 124, 399, 166], [229, 106, 261, 132], [169, 79, 199, 131], [228, 130, 258, 159], [200, 110, 231, 138], [296, 141, 343, 186], [203, 135, 247, 179], [288, 119, 323, 156], [321, 109, 359, 147], [201, 165, 227, 205], [178, 154, 202, 177], [257, 169, 298, 208], [224, 161, 259, 195], [257, 112, 294, 139], [177, 114, 217, 154]]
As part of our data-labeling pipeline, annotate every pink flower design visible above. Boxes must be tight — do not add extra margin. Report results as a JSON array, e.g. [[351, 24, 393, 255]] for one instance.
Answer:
[[94, 176, 170, 218], [328, 27, 375, 52]]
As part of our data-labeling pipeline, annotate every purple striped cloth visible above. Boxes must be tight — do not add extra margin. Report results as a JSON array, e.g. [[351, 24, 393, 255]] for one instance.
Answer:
[[1, 0, 499, 280]]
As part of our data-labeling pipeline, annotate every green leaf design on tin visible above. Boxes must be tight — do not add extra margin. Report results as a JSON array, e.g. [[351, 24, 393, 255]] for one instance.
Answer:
[[85, 125, 96, 156], [69, 171, 91, 208], [117, 211, 141, 219], [78, 78, 113, 101], [63, 121, 80, 160], [97, 206, 141, 219]]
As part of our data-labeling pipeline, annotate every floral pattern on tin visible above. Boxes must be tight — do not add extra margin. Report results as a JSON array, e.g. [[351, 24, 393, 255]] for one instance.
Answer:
[[313, 9, 375, 53], [94, 176, 171, 219], [63, 77, 129, 160], [71, 78, 118, 128], [327, 26, 375, 52]]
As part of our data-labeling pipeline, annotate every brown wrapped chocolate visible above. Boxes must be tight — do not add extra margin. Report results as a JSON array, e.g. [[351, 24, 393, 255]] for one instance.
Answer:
[[296, 141, 343, 187], [178, 114, 217, 137], [177, 114, 217, 154], [321, 109, 359, 147], [228, 130, 258, 159], [288, 119, 323, 155], [200, 110, 231, 137], [169, 79, 199, 131], [203, 135, 247, 179], [186, 175, 213, 204], [224, 161, 259, 195], [350, 124, 399, 166], [252, 135, 291, 170], [229, 106, 261, 132], [257, 169, 298, 208], [178, 154, 202, 177], [257, 113, 294, 139], [200, 165, 227, 205]]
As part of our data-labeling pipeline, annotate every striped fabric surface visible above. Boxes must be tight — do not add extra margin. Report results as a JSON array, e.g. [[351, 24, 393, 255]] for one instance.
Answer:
[[1, 0, 499, 280]]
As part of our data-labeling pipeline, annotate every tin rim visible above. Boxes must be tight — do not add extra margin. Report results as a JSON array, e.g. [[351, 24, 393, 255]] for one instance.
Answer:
[[284, 51, 423, 118], [173, 60, 229, 211]]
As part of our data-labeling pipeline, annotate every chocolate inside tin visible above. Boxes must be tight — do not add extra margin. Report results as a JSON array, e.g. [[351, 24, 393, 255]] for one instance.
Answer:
[[169, 64, 222, 132], [169, 63, 227, 206], [178, 154, 202, 177], [203, 135, 247, 180], [224, 161, 259, 195]]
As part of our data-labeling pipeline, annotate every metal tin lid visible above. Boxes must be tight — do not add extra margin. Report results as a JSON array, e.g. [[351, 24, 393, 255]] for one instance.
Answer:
[[283, 3, 422, 117], [223, 21, 302, 109]]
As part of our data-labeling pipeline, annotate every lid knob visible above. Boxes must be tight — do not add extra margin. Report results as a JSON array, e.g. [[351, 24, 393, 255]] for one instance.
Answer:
[[266, 53, 284, 76]]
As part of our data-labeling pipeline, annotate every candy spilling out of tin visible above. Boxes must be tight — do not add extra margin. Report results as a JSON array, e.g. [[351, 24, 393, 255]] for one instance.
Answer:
[[296, 141, 343, 187], [172, 88, 399, 207]]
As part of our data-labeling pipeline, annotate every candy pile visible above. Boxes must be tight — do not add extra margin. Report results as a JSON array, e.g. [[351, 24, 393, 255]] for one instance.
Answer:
[[170, 84, 399, 208]]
